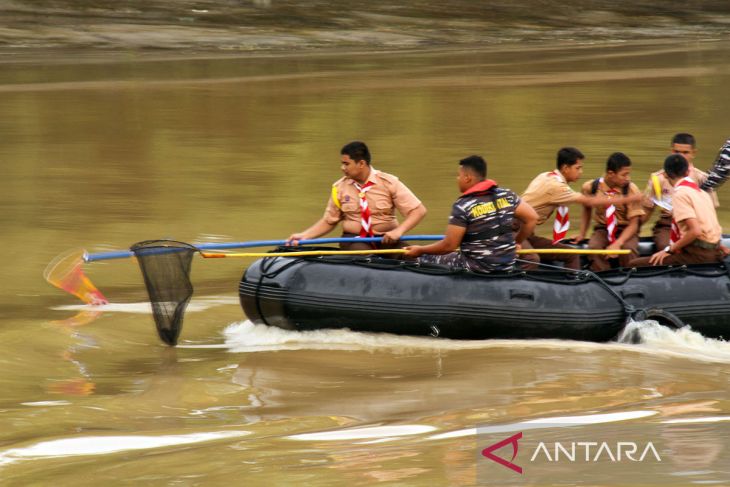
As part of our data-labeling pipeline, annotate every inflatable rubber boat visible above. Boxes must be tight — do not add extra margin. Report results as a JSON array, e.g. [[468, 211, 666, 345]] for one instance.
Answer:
[[239, 245, 730, 342]]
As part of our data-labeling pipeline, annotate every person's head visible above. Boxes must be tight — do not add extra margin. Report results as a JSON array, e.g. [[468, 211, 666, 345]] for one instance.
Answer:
[[663, 153, 690, 182], [340, 141, 371, 182], [556, 147, 584, 182], [670, 133, 696, 165], [604, 152, 632, 189], [457, 155, 486, 192]]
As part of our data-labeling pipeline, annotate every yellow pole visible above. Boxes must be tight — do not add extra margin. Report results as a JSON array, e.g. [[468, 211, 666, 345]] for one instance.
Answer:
[[200, 248, 630, 258]]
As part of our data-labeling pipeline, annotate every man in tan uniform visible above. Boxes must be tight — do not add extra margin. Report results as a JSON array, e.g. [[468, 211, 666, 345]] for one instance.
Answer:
[[519, 147, 642, 270], [288, 141, 427, 250], [631, 154, 725, 266], [576, 152, 645, 271], [641, 133, 718, 250]]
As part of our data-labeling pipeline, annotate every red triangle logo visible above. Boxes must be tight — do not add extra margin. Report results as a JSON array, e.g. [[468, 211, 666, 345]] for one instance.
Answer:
[[481, 432, 523, 474]]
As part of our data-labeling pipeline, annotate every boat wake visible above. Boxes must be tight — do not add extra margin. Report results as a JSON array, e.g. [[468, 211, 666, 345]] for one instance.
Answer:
[[219, 319, 730, 363], [616, 320, 730, 363]]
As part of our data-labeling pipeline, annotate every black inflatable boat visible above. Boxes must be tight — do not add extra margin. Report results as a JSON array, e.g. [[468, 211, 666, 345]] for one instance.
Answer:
[[239, 246, 730, 342]]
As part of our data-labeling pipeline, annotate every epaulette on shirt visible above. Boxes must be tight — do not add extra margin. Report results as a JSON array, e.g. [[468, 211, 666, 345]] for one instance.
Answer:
[[330, 176, 347, 209], [649, 171, 664, 200]]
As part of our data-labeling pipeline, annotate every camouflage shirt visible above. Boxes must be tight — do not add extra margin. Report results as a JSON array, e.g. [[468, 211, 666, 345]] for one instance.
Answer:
[[700, 138, 730, 191], [448, 183, 521, 271]]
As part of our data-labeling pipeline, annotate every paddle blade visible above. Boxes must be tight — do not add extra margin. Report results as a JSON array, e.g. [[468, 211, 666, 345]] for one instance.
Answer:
[[44, 249, 109, 305], [130, 240, 196, 346]]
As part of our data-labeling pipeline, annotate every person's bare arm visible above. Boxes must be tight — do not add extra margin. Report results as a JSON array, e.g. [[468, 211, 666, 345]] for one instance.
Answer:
[[575, 192, 642, 208], [514, 201, 537, 245], [572, 204, 593, 243], [404, 224, 465, 258], [613, 216, 640, 247], [648, 217, 700, 265], [382, 203, 427, 244], [287, 218, 337, 246]]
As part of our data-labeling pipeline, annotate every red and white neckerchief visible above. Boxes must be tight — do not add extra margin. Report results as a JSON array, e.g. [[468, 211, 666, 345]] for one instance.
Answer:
[[601, 178, 619, 244], [354, 180, 375, 238], [670, 177, 700, 244], [550, 171, 570, 243]]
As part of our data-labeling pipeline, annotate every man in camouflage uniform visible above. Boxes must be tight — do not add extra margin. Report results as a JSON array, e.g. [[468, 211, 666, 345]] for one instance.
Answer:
[[404, 155, 538, 272]]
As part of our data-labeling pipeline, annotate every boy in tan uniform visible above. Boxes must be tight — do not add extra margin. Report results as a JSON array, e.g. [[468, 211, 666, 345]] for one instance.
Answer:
[[631, 154, 725, 267], [641, 133, 718, 250], [576, 153, 644, 271], [519, 147, 641, 270], [288, 141, 427, 250]]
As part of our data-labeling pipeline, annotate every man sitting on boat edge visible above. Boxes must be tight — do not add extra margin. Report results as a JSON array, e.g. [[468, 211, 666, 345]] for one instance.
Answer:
[[287, 141, 427, 250], [403, 155, 538, 272], [630, 154, 728, 267], [576, 152, 644, 272]]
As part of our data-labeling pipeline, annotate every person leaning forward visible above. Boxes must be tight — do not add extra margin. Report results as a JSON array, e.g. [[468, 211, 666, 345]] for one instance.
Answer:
[[631, 154, 727, 267], [576, 152, 644, 272], [517, 147, 643, 270], [641, 133, 719, 251], [404, 155, 538, 272], [287, 141, 427, 250]]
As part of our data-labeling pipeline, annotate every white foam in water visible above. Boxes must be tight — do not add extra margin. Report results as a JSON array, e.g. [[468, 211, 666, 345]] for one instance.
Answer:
[[616, 320, 730, 364], [0, 430, 250, 467], [221, 319, 730, 363], [221, 320, 602, 353]]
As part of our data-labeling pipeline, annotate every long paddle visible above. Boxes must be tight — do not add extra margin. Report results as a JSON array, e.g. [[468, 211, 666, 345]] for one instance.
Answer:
[[83, 235, 444, 262], [199, 248, 631, 258]]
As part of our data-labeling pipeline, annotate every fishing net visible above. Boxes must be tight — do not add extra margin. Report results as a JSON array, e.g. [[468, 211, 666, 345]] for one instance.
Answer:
[[130, 240, 196, 346]]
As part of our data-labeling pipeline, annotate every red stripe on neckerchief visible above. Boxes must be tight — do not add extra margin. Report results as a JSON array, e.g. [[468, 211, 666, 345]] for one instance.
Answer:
[[354, 181, 375, 238], [461, 179, 497, 196], [600, 177, 619, 244], [670, 220, 681, 245], [551, 171, 570, 243], [675, 177, 700, 191], [670, 177, 699, 244]]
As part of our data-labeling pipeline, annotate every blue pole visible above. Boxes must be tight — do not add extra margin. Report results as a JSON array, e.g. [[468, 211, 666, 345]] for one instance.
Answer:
[[83, 235, 445, 262]]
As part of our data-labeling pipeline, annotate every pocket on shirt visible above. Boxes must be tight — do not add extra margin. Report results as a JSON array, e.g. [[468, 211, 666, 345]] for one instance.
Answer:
[[375, 200, 393, 211], [342, 203, 358, 212]]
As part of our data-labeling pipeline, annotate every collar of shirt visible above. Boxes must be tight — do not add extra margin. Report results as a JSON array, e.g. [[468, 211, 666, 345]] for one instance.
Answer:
[[550, 170, 566, 183], [599, 177, 622, 194], [461, 179, 497, 197], [674, 176, 698, 188]]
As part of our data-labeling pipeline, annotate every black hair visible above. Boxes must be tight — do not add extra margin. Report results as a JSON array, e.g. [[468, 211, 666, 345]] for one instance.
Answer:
[[341, 141, 371, 164], [671, 133, 696, 147], [664, 154, 689, 179], [459, 155, 487, 179], [606, 152, 632, 173], [556, 147, 584, 169]]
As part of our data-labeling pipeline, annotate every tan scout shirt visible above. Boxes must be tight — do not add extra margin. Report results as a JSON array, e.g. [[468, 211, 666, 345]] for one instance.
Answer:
[[673, 179, 722, 244], [521, 171, 583, 226], [642, 167, 718, 221], [323, 169, 422, 235], [580, 178, 644, 226]]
